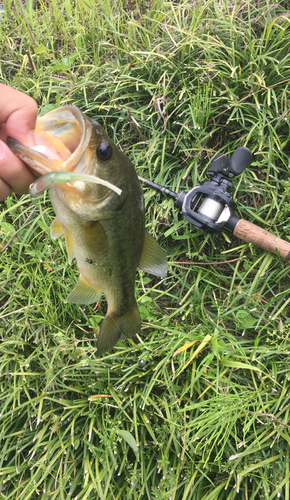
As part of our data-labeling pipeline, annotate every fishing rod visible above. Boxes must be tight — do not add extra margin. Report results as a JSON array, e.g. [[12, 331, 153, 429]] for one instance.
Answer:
[[139, 147, 290, 260]]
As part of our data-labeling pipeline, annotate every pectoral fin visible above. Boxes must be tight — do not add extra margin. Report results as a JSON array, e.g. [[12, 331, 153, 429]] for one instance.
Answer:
[[50, 218, 64, 240], [64, 229, 76, 265], [138, 231, 167, 278], [97, 302, 141, 356], [66, 276, 102, 304], [51, 222, 75, 265]]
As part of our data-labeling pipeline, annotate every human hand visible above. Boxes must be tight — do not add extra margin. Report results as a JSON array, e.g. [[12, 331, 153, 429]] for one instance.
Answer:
[[0, 83, 38, 200]]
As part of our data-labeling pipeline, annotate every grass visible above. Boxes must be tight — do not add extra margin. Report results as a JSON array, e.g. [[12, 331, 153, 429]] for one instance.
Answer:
[[1, 0, 290, 498]]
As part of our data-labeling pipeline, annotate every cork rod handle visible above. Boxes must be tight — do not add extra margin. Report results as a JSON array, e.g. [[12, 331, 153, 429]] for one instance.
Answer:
[[233, 219, 290, 260]]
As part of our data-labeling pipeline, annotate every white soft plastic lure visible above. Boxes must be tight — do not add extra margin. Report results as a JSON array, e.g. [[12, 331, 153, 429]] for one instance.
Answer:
[[29, 171, 122, 198]]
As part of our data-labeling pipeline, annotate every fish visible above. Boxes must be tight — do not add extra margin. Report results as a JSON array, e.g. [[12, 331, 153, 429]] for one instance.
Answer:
[[8, 105, 167, 355]]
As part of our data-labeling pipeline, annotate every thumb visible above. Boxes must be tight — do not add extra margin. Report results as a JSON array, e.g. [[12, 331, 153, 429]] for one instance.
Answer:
[[0, 83, 38, 143]]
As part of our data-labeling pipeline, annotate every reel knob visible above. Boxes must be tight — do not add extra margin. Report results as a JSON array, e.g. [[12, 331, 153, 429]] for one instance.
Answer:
[[228, 147, 252, 177]]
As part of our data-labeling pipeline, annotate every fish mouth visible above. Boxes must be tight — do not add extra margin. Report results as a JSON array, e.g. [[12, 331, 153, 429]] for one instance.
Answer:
[[7, 105, 91, 176]]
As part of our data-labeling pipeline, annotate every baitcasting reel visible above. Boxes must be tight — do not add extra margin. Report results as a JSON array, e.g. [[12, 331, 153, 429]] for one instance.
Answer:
[[139, 147, 290, 260]]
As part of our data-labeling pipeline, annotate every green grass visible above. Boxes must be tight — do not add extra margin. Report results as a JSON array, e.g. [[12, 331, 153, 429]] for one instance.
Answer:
[[1, 0, 290, 498]]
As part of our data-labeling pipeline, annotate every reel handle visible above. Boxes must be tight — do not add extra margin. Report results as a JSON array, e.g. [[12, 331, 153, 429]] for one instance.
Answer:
[[230, 219, 290, 260]]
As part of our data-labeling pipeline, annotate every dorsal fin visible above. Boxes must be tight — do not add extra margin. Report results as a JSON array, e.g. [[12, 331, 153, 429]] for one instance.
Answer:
[[138, 231, 167, 278]]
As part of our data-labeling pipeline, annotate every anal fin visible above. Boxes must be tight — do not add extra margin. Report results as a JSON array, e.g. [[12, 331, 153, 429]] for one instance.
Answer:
[[66, 276, 102, 305], [50, 218, 64, 240], [97, 302, 141, 356], [138, 231, 167, 278]]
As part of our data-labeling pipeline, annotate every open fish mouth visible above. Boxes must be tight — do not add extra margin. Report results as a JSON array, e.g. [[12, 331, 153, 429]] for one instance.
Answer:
[[29, 106, 86, 167], [7, 105, 122, 199], [8, 106, 91, 175]]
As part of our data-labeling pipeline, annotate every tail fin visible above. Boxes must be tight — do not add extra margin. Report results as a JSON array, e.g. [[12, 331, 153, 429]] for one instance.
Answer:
[[97, 302, 141, 356]]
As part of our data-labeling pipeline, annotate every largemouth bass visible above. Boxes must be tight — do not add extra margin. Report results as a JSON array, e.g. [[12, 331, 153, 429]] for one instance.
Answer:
[[8, 106, 167, 355]]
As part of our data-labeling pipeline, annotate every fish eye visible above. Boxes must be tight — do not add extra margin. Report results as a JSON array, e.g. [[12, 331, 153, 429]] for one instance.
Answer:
[[97, 141, 113, 161]]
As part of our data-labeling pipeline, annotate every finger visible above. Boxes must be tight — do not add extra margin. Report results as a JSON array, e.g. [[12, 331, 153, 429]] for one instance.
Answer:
[[0, 140, 37, 196], [0, 83, 38, 143], [0, 177, 11, 202]]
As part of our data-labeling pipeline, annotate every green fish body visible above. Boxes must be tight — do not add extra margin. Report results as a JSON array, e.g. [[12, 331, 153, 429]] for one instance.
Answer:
[[8, 106, 167, 355]]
